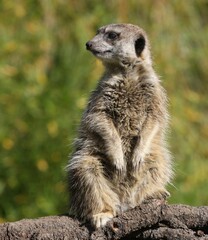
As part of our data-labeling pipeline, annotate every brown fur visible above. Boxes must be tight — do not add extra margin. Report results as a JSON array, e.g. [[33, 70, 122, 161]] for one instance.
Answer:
[[66, 23, 173, 228]]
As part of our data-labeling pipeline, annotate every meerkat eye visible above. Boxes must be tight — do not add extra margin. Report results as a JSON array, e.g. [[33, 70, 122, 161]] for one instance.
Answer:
[[106, 31, 119, 40]]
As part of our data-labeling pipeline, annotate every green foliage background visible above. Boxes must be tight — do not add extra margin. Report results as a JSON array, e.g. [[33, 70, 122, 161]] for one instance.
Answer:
[[0, 1, 208, 222]]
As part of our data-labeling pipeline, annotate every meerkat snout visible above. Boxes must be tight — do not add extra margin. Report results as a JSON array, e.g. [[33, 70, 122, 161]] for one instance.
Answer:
[[86, 41, 92, 51]]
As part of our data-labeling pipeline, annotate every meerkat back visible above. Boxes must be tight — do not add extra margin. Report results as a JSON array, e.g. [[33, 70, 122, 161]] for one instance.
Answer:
[[67, 23, 173, 228]]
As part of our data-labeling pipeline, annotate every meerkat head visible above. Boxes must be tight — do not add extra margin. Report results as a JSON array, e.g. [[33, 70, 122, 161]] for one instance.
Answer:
[[86, 23, 152, 68]]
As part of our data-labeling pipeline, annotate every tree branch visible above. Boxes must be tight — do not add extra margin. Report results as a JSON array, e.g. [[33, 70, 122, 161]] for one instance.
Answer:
[[1, 200, 207, 240]]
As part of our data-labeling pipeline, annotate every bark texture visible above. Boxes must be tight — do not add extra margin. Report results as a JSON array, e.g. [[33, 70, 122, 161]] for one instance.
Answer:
[[1, 200, 208, 240]]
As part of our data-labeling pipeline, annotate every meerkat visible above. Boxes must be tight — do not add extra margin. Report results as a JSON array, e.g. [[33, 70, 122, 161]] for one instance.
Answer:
[[67, 23, 173, 228]]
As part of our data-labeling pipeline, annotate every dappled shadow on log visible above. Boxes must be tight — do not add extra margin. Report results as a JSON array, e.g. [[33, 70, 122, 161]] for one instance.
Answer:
[[0, 200, 207, 240]]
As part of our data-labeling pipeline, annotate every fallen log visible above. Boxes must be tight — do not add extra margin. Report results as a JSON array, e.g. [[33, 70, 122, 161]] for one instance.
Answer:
[[0, 200, 207, 240]]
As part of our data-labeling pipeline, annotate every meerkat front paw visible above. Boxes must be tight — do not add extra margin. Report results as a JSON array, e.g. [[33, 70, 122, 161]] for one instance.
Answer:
[[114, 153, 126, 176], [132, 150, 145, 172], [107, 141, 126, 175], [92, 212, 114, 228]]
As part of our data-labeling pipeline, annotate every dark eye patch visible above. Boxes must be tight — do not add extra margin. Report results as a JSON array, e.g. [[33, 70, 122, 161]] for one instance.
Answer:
[[106, 31, 119, 40]]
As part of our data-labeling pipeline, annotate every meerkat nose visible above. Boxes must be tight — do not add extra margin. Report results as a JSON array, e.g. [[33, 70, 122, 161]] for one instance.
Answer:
[[86, 41, 93, 50]]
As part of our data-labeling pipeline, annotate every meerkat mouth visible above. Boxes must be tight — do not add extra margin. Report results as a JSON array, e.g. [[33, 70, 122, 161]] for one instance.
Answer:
[[91, 49, 112, 56]]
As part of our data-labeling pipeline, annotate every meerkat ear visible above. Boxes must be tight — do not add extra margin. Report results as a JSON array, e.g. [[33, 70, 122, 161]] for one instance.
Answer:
[[135, 35, 145, 57]]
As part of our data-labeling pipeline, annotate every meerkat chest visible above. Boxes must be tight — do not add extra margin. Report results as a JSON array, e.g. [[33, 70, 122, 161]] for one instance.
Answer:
[[103, 79, 155, 134]]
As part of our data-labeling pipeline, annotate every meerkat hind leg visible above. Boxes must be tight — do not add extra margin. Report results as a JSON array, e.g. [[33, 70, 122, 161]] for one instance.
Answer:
[[69, 155, 119, 228], [92, 211, 114, 228]]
